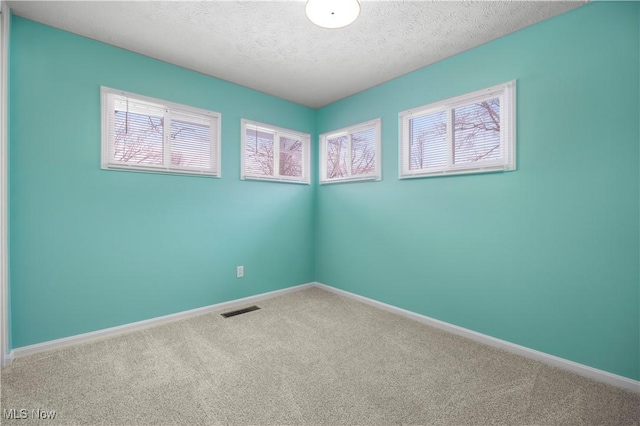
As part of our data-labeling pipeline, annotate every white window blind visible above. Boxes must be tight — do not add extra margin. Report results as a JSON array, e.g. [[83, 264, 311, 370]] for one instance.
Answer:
[[399, 81, 516, 179], [101, 87, 221, 177], [241, 119, 310, 184], [279, 135, 303, 178], [245, 126, 275, 177], [320, 118, 381, 184], [326, 135, 348, 179]]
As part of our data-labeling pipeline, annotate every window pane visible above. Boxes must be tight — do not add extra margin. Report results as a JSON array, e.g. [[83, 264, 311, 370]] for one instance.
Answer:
[[170, 119, 211, 169], [327, 136, 348, 178], [320, 118, 381, 183], [453, 98, 501, 164], [351, 128, 375, 176], [279, 136, 303, 177], [113, 109, 163, 165], [409, 111, 447, 170], [245, 127, 274, 176]]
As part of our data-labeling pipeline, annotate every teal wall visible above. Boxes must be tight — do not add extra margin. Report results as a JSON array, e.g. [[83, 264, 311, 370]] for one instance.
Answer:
[[316, 1, 639, 380], [9, 17, 316, 348], [8, 2, 640, 382]]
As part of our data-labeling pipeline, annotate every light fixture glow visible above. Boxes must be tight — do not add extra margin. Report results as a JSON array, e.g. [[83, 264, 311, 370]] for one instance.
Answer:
[[305, 0, 361, 29]]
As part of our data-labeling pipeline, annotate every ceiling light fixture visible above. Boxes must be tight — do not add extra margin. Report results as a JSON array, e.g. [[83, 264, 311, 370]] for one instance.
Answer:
[[305, 0, 361, 29]]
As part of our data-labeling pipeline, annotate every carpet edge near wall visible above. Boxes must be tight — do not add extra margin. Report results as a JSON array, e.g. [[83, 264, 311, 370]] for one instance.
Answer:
[[4, 281, 639, 394]]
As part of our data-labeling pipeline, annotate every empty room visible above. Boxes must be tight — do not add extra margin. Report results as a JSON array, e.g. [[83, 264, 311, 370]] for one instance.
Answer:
[[0, 0, 639, 424]]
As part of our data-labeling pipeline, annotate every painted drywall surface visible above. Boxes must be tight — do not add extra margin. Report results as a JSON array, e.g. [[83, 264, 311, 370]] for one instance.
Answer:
[[316, 2, 640, 380], [9, 17, 315, 348]]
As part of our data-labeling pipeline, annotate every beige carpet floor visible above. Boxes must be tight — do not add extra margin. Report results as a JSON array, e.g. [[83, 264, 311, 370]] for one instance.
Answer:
[[1, 287, 639, 425]]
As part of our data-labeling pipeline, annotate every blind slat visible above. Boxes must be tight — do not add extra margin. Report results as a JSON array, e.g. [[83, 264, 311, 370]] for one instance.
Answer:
[[408, 110, 447, 170], [351, 127, 376, 176], [279, 136, 303, 178], [170, 118, 212, 169], [327, 136, 348, 178], [245, 128, 275, 177], [453, 98, 501, 165]]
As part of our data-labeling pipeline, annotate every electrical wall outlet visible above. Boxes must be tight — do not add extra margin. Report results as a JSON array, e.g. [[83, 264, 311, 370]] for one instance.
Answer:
[[236, 266, 244, 278]]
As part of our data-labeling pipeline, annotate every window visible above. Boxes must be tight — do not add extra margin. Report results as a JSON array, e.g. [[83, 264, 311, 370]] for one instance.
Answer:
[[319, 118, 381, 183], [399, 81, 515, 179], [241, 119, 310, 184], [101, 87, 221, 177]]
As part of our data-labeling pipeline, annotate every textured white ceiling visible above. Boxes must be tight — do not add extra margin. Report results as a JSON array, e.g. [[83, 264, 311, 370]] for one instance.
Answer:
[[9, 1, 585, 108]]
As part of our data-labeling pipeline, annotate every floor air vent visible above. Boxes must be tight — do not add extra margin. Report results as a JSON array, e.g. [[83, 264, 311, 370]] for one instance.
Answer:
[[221, 305, 261, 318]]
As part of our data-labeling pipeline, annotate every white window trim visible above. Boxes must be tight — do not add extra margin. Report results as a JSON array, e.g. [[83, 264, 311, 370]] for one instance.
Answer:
[[319, 118, 382, 184], [101, 87, 222, 177], [398, 80, 516, 179], [240, 119, 311, 185]]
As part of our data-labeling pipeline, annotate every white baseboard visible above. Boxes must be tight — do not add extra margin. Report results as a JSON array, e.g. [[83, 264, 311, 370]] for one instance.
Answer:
[[7, 280, 639, 394], [2, 349, 13, 366], [11, 282, 315, 359], [313, 282, 640, 394]]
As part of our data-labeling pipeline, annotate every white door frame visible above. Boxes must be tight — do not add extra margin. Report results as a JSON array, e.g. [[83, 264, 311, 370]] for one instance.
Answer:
[[0, 0, 10, 367]]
